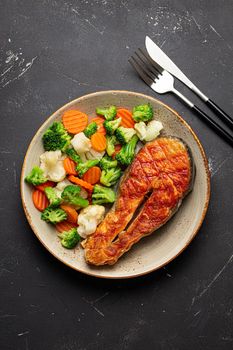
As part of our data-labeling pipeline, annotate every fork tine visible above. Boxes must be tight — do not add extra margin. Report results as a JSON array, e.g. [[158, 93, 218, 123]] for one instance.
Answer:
[[132, 52, 158, 82], [138, 48, 164, 75], [129, 57, 155, 88], [134, 51, 159, 80]]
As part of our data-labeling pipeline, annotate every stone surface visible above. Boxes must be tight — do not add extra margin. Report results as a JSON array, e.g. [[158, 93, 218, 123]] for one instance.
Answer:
[[0, 0, 232, 349]]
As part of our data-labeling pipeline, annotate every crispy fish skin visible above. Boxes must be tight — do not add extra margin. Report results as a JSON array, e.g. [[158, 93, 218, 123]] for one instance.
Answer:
[[84, 137, 193, 266]]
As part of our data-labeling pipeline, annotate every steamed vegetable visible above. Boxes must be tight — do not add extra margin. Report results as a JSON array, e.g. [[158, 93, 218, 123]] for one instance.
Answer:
[[92, 184, 115, 204], [92, 117, 106, 134], [115, 126, 136, 144], [77, 148, 105, 162], [134, 122, 147, 141], [100, 167, 122, 187], [116, 108, 135, 128], [40, 150, 66, 182], [60, 204, 78, 224], [25, 166, 47, 185], [77, 205, 105, 239], [90, 133, 107, 152], [32, 190, 49, 211], [82, 166, 101, 184], [106, 135, 118, 157], [42, 122, 71, 152], [44, 187, 62, 207], [96, 106, 117, 121], [53, 179, 73, 198], [71, 132, 91, 154], [103, 118, 121, 135], [132, 103, 153, 122], [68, 175, 94, 191], [116, 135, 139, 166], [143, 120, 163, 142], [55, 221, 77, 233], [99, 155, 118, 170], [35, 180, 55, 192], [61, 185, 89, 208], [58, 228, 80, 249], [134, 120, 163, 142], [76, 159, 99, 177], [63, 158, 77, 175], [65, 148, 82, 164], [84, 122, 98, 138], [62, 110, 88, 134], [41, 207, 67, 224]]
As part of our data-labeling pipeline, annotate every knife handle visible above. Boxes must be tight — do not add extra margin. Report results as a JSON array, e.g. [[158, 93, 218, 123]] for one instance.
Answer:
[[192, 105, 233, 146], [205, 99, 233, 128]]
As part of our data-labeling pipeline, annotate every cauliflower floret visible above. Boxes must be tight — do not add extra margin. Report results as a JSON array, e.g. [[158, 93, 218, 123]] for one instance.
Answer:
[[71, 132, 91, 154], [85, 148, 105, 160], [134, 122, 147, 141], [77, 147, 105, 162], [77, 205, 105, 239], [134, 120, 163, 142], [144, 120, 163, 141], [40, 150, 66, 182]]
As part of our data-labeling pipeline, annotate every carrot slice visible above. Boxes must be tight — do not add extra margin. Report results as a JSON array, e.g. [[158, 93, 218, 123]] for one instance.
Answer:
[[32, 190, 49, 211], [90, 133, 107, 152], [117, 108, 135, 128], [68, 175, 94, 191], [55, 221, 77, 233], [35, 181, 55, 192], [82, 166, 101, 184], [60, 204, 78, 224], [63, 157, 77, 175], [62, 110, 88, 134], [92, 117, 106, 135], [112, 144, 122, 159]]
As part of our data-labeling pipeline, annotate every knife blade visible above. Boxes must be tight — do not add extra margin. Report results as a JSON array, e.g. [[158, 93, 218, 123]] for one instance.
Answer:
[[145, 36, 208, 101]]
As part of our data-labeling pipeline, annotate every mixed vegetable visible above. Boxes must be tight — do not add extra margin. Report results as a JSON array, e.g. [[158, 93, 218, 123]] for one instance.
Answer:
[[25, 103, 163, 250]]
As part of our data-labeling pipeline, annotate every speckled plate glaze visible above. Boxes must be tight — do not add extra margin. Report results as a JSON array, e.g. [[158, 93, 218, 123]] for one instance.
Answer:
[[21, 90, 210, 279]]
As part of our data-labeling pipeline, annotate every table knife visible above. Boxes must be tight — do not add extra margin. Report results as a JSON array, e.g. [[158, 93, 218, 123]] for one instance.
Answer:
[[145, 36, 233, 127]]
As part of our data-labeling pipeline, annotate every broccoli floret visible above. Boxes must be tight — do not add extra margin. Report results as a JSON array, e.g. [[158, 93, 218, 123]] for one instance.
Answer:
[[25, 166, 47, 185], [41, 207, 67, 224], [44, 187, 62, 207], [66, 148, 82, 164], [61, 185, 89, 208], [99, 155, 118, 170], [106, 135, 118, 157], [92, 184, 116, 204], [116, 135, 138, 166], [96, 106, 117, 121], [115, 126, 136, 144], [100, 167, 122, 187], [84, 122, 98, 138], [132, 103, 153, 122], [42, 122, 71, 151], [76, 159, 99, 177], [58, 228, 80, 249], [103, 118, 121, 135]]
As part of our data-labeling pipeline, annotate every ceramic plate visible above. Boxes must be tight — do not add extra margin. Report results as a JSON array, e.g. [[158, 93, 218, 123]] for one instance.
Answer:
[[21, 90, 210, 279]]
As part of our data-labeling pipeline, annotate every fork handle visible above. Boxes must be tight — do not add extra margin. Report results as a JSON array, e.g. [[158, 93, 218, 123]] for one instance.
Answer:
[[206, 99, 233, 128], [192, 105, 233, 146]]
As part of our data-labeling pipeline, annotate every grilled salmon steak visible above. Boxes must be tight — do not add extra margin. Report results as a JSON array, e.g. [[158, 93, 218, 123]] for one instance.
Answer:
[[84, 137, 194, 265]]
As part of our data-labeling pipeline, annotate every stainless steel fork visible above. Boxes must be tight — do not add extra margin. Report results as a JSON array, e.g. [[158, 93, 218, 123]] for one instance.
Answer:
[[129, 49, 233, 146]]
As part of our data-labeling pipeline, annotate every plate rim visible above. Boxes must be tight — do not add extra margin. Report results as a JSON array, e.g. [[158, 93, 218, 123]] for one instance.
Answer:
[[20, 90, 211, 279]]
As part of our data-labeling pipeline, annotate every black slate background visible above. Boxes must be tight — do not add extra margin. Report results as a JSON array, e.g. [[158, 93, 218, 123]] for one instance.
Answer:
[[0, 1, 233, 349]]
